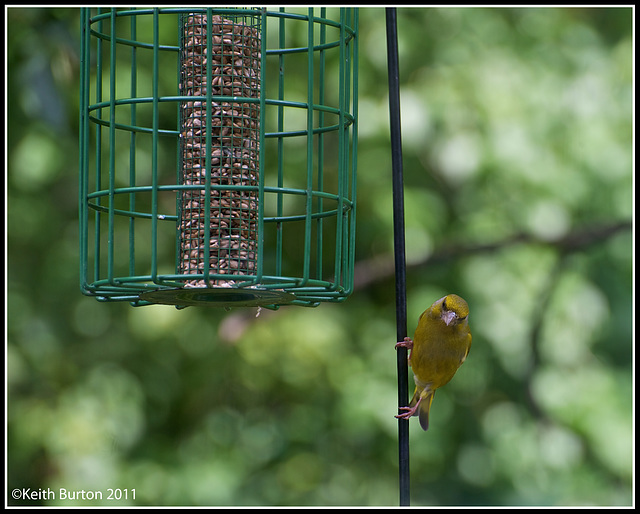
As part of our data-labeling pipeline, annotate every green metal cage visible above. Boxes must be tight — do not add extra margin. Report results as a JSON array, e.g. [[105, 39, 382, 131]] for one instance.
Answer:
[[79, 8, 358, 308]]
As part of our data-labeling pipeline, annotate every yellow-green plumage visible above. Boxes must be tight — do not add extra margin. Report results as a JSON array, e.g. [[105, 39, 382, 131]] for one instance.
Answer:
[[396, 294, 472, 431]]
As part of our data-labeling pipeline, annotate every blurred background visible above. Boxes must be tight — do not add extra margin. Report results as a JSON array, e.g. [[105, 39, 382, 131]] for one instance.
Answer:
[[6, 7, 633, 506]]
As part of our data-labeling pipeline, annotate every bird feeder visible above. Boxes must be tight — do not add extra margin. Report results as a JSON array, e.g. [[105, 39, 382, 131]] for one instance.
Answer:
[[79, 8, 358, 308]]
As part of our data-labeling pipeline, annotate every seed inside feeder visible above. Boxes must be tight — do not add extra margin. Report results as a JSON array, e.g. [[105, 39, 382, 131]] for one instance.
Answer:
[[179, 13, 260, 288]]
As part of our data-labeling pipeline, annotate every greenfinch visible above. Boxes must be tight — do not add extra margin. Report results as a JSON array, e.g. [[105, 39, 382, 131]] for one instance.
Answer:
[[395, 294, 472, 431]]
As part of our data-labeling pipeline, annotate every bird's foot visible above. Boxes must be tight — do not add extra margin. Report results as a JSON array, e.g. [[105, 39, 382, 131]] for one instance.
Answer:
[[395, 337, 414, 362], [395, 337, 414, 350], [395, 397, 422, 420]]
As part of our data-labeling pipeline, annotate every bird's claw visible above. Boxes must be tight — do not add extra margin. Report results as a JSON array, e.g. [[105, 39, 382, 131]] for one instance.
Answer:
[[395, 395, 422, 420], [395, 337, 414, 363], [395, 405, 418, 420], [395, 336, 414, 350]]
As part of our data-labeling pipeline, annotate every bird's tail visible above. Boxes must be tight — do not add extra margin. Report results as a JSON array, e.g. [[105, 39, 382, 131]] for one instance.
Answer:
[[410, 388, 436, 431]]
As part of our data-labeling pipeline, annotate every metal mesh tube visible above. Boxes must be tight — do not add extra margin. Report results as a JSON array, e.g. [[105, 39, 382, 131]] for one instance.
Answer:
[[179, 12, 261, 288]]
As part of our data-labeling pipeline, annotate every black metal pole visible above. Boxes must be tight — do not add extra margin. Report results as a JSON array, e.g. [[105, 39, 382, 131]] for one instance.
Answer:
[[386, 7, 410, 507]]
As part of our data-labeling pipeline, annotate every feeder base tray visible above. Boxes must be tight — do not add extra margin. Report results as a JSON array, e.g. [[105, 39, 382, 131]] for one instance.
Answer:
[[139, 287, 295, 307]]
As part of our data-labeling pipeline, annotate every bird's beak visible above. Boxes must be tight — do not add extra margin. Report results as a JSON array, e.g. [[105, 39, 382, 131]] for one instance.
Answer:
[[442, 310, 457, 326]]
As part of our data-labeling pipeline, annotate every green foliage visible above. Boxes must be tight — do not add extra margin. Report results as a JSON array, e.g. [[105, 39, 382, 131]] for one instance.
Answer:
[[7, 7, 632, 506]]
